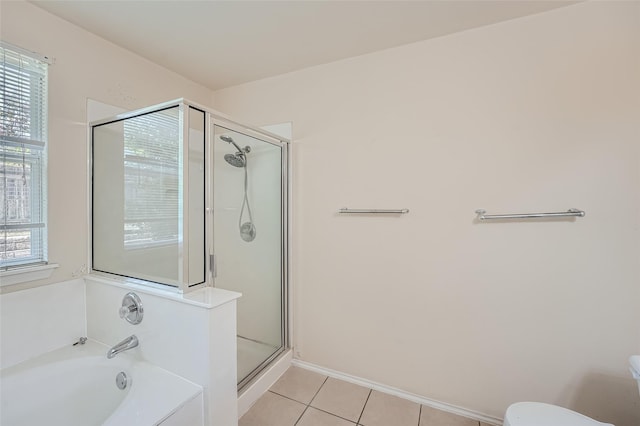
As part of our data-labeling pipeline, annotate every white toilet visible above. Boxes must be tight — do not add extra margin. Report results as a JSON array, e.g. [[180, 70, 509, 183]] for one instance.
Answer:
[[503, 355, 640, 426]]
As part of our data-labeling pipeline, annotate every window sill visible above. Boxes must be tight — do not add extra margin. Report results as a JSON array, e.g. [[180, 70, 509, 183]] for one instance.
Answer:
[[0, 263, 59, 287]]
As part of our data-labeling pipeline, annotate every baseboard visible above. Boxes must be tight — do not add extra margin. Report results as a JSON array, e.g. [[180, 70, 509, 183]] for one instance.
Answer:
[[238, 349, 293, 417], [291, 359, 503, 426]]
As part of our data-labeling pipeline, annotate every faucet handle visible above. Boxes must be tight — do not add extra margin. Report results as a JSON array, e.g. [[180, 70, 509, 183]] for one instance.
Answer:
[[119, 305, 133, 318], [120, 292, 143, 325]]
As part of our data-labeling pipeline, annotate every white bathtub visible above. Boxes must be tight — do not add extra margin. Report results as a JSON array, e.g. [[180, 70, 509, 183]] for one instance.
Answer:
[[0, 340, 203, 426]]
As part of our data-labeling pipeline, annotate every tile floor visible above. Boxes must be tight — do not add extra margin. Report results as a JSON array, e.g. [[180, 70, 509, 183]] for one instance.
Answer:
[[240, 366, 498, 426]]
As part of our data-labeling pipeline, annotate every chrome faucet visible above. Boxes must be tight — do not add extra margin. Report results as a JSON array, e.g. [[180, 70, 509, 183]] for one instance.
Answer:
[[107, 335, 139, 359]]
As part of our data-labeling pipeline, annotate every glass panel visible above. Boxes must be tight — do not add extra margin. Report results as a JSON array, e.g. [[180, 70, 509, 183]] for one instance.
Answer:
[[93, 107, 181, 286], [213, 125, 283, 384]]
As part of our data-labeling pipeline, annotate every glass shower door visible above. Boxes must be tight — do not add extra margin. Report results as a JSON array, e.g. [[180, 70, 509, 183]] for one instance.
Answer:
[[212, 124, 285, 387]]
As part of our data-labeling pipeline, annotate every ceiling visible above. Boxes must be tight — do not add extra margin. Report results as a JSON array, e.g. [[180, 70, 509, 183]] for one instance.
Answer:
[[31, 1, 577, 91]]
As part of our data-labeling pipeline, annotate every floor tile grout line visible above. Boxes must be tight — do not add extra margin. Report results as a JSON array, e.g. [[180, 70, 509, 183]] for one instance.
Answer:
[[309, 376, 329, 405], [293, 405, 310, 426], [356, 388, 373, 425], [306, 376, 368, 424], [268, 389, 311, 406], [293, 375, 329, 426], [308, 406, 359, 424]]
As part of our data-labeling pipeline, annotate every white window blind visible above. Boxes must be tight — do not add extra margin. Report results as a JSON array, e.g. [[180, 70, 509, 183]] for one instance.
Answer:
[[123, 108, 179, 248], [0, 43, 48, 269]]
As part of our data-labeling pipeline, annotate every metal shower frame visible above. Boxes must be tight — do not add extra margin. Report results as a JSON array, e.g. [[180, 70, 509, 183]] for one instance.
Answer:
[[89, 100, 290, 361]]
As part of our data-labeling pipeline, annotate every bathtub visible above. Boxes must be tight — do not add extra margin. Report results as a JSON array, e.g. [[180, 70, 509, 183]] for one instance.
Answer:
[[0, 340, 203, 426]]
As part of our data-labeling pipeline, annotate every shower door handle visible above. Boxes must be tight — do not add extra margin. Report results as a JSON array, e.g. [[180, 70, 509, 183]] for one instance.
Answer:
[[210, 254, 217, 278]]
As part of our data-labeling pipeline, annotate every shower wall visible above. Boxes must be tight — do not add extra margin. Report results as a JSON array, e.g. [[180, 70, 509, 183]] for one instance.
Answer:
[[213, 2, 640, 425]]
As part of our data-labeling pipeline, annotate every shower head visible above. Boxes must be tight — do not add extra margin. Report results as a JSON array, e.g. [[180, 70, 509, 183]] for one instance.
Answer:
[[220, 134, 251, 167], [220, 134, 244, 153], [224, 153, 246, 168]]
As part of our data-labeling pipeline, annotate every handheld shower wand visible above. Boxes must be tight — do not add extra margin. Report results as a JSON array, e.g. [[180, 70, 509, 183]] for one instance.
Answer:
[[220, 135, 256, 242]]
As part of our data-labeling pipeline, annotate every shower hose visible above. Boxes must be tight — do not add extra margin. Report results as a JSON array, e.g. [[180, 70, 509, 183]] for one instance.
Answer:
[[239, 160, 253, 232]]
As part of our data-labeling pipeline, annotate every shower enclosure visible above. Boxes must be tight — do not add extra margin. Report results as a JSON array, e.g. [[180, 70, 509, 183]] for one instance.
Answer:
[[90, 99, 288, 388]]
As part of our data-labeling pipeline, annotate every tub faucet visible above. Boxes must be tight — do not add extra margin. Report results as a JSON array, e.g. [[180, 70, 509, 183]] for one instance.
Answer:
[[107, 335, 139, 359]]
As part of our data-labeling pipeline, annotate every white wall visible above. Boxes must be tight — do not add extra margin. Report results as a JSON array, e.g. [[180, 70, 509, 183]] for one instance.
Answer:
[[0, 279, 86, 369], [213, 2, 640, 425], [0, 0, 213, 293]]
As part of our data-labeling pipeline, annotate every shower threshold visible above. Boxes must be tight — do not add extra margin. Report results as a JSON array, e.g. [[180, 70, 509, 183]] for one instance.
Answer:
[[237, 335, 281, 386]]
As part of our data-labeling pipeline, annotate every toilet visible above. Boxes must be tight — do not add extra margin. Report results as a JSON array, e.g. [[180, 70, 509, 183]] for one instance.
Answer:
[[503, 402, 613, 426], [503, 355, 640, 426]]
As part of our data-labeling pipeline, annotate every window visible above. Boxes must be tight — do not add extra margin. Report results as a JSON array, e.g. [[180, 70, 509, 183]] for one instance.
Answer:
[[0, 43, 49, 270]]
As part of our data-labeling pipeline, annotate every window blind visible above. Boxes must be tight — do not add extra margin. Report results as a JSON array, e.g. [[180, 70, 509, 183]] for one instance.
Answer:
[[0, 43, 48, 269], [123, 108, 180, 248]]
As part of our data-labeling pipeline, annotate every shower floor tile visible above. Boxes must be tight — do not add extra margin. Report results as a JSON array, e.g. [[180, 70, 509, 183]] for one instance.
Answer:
[[239, 366, 502, 426]]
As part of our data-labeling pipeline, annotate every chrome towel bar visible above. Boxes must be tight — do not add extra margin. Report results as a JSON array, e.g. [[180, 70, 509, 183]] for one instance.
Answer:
[[339, 208, 409, 214], [475, 208, 585, 221]]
